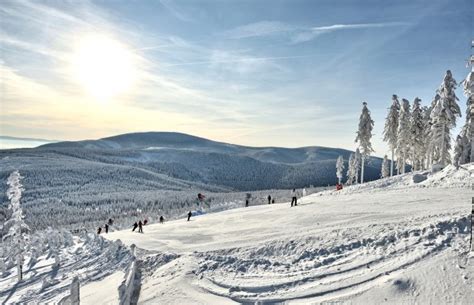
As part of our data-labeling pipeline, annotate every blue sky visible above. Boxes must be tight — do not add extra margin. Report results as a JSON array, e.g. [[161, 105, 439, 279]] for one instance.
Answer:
[[0, 0, 472, 156]]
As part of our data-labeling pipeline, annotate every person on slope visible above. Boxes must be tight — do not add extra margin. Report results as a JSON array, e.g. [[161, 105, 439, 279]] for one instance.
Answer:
[[105, 223, 109, 234], [267, 195, 272, 204], [144, 219, 148, 226], [291, 188, 298, 207], [97, 227, 102, 234], [160, 216, 164, 224], [138, 220, 143, 233], [187, 211, 192, 221], [132, 222, 138, 232]]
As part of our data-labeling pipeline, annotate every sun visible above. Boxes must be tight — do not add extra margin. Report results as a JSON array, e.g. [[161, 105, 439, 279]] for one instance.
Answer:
[[71, 34, 136, 100]]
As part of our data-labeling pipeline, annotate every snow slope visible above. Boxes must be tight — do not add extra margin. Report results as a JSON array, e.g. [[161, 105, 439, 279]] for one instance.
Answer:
[[107, 165, 473, 304]]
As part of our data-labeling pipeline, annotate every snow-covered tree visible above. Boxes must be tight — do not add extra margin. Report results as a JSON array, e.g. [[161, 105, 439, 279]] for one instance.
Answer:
[[354, 148, 361, 184], [465, 66, 474, 162], [335, 155, 345, 184], [454, 64, 474, 165], [397, 99, 411, 173], [383, 94, 400, 176], [410, 97, 425, 170], [422, 105, 432, 169], [355, 102, 374, 183], [430, 98, 452, 166], [3, 171, 29, 282], [381, 155, 389, 178], [346, 153, 357, 185], [431, 70, 461, 167]]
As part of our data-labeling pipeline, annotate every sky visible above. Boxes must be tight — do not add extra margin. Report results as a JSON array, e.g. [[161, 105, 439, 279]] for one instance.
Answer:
[[0, 0, 472, 156]]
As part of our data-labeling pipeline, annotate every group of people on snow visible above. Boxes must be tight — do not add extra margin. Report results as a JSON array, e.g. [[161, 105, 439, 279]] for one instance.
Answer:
[[132, 219, 146, 233], [97, 218, 114, 234], [96, 188, 328, 235]]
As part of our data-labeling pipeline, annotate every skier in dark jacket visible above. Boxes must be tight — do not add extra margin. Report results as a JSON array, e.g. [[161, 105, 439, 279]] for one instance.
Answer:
[[138, 220, 143, 233], [267, 195, 271, 204], [105, 223, 109, 234], [108, 218, 113, 226], [160, 216, 164, 224], [187, 211, 192, 221], [97, 227, 102, 234], [132, 222, 138, 232], [291, 188, 298, 207], [245, 199, 249, 207]]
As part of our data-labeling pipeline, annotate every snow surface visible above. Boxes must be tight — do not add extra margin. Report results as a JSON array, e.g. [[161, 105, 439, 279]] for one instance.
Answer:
[[0, 234, 132, 304], [1, 165, 471, 304], [105, 165, 473, 304]]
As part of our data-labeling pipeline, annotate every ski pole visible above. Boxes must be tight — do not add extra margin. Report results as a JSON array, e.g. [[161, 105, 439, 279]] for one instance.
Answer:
[[470, 197, 473, 252]]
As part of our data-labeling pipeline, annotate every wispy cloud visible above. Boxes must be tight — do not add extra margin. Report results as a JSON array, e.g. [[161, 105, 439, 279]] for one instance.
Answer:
[[222, 20, 410, 43], [162, 53, 314, 67], [292, 21, 411, 43], [223, 21, 294, 39], [159, 0, 194, 22]]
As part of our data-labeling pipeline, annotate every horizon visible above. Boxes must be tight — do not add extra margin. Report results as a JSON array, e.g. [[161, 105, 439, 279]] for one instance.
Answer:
[[0, 131, 369, 153], [1, 0, 472, 156]]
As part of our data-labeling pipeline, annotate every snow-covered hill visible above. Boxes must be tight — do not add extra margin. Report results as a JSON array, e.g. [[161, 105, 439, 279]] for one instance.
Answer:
[[102, 165, 473, 304], [0, 132, 385, 231], [1, 165, 472, 304]]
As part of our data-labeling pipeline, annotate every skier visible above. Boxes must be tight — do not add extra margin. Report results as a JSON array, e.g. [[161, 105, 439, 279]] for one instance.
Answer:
[[267, 195, 271, 204], [272, 199, 275, 204], [159, 216, 164, 224], [97, 227, 102, 234], [144, 219, 148, 225], [187, 211, 192, 221], [245, 199, 249, 207], [132, 222, 138, 232], [198, 193, 205, 201], [138, 220, 143, 233], [108, 218, 113, 226], [291, 188, 298, 207], [105, 223, 109, 234]]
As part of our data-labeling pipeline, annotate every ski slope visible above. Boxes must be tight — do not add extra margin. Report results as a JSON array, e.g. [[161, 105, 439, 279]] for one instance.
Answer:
[[107, 165, 473, 304]]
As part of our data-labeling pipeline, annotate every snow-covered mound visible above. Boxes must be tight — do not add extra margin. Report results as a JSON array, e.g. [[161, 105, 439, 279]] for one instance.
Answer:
[[0, 232, 133, 304], [106, 165, 473, 304], [317, 164, 473, 197]]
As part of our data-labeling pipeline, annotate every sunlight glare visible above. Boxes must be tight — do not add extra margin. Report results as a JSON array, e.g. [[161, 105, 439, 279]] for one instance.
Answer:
[[72, 34, 136, 100]]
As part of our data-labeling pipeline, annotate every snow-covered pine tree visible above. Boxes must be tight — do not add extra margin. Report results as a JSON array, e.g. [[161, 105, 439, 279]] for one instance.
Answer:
[[453, 133, 469, 167], [335, 155, 345, 184], [3, 171, 29, 282], [422, 105, 432, 169], [354, 148, 361, 184], [396, 99, 411, 173], [410, 97, 425, 170], [383, 94, 400, 176], [381, 155, 389, 178], [346, 153, 356, 185], [425, 94, 440, 166], [454, 63, 474, 165], [355, 102, 374, 183], [431, 70, 461, 167], [466, 65, 474, 162], [430, 98, 452, 166]]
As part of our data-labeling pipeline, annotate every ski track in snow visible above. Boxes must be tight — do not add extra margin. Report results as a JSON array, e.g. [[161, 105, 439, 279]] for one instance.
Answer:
[[106, 165, 473, 304]]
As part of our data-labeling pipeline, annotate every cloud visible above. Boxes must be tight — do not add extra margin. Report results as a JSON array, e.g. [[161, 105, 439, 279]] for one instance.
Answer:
[[159, 0, 194, 22], [292, 22, 411, 43], [223, 21, 294, 39], [222, 20, 410, 44]]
